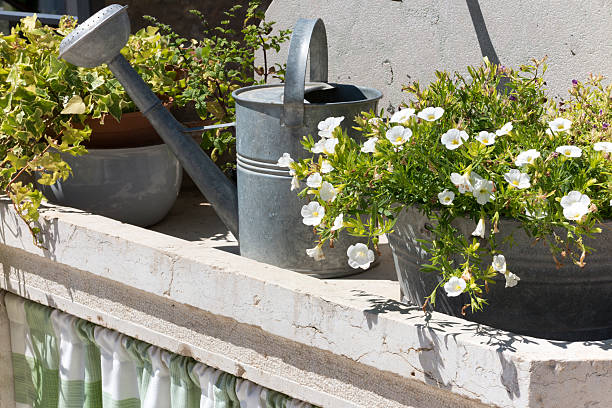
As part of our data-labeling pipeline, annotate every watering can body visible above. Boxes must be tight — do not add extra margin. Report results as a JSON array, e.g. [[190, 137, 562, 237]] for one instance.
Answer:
[[233, 19, 382, 276]]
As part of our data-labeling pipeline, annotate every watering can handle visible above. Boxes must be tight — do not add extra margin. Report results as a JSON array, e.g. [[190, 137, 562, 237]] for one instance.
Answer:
[[282, 18, 328, 128]]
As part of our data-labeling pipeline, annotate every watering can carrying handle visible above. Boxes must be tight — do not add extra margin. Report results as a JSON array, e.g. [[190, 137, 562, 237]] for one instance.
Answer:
[[282, 18, 328, 128]]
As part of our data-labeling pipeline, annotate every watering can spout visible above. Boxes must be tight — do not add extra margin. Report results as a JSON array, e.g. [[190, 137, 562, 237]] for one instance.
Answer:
[[59, 4, 239, 238]]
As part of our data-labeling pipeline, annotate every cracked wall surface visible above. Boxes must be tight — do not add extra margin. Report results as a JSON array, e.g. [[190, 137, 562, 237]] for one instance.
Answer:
[[260, 0, 612, 111], [1, 199, 612, 407]]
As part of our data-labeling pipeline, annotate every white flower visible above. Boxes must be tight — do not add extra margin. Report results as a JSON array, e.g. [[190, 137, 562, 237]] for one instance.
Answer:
[[368, 117, 383, 126], [318, 116, 344, 138], [441, 129, 468, 150], [525, 207, 547, 219], [560, 191, 590, 221], [548, 118, 572, 133], [390, 108, 415, 124], [504, 272, 520, 288], [504, 169, 531, 189], [320, 160, 334, 173], [472, 217, 486, 238], [492, 254, 506, 273], [306, 246, 325, 261], [472, 179, 495, 205], [556, 145, 582, 158], [319, 181, 337, 202], [443, 276, 466, 297], [475, 131, 496, 146], [277, 152, 294, 167], [438, 189, 455, 206], [361, 137, 378, 153], [417, 107, 444, 122], [311, 138, 339, 155], [346, 243, 375, 270], [450, 171, 483, 194], [386, 126, 412, 146], [306, 172, 322, 188], [301, 201, 325, 226], [515, 149, 541, 167], [290, 175, 300, 191], [496, 122, 513, 136], [331, 214, 343, 231], [594, 141, 612, 153]]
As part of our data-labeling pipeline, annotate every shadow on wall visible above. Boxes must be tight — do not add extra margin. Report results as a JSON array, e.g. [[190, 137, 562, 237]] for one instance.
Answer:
[[466, 0, 509, 91]]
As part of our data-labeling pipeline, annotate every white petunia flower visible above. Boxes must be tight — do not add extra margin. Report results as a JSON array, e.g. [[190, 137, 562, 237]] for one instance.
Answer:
[[496, 122, 513, 136], [306, 246, 325, 261], [472, 179, 495, 205], [556, 145, 582, 158], [320, 160, 334, 173], [277, 152, 294, 167], [492, 254, 506, 273], [346, 243, 375, 270], [504, 169, 531, 189], [441, 129, 469, 150], [368, 117, 383, 126], [594, 141, 612, 153], [443, 276, 466, 297], [504, 272, 520, 288], [472, 217, 486, 238], [386, 126, 413, 146], [438, 189, 455, 206], [417, 107, 444, 122], [301, 201, 325, 226], [475, 131, 496, 146], [318, 116, 344, 138], [361, 137, 378, 153], [525, 207, 547, 219], [515, 149, 541, 167], [560, 191, 590, 221], [548, 118, 572, 133], [319, 181, 337, 202], [390, 108, 415, 124], [331, 214, 344, 231], [311, 137, 339, 155], [306, 172, 322, 188], [290, 175, 300, 191], [450, 171, 483, 194]]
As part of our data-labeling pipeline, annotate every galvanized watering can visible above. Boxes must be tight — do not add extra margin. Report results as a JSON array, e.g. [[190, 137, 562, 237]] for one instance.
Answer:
[[58, 5, 382, 276]]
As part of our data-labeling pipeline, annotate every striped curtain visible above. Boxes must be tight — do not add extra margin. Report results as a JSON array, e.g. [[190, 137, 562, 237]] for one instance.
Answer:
[[4, 293, 315, 408]]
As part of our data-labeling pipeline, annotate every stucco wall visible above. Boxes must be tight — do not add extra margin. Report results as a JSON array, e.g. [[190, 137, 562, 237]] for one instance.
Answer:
[[261, 0, 612, 112]]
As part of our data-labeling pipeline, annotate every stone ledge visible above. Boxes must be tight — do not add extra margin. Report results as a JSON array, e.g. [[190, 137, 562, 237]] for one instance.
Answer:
[[1, 192, 611, 407]]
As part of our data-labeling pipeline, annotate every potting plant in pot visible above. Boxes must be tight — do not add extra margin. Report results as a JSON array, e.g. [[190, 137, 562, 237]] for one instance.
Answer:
[[285, 57, 612, 341], [0, 2, 290, 239], [0, 14, 187, 232]]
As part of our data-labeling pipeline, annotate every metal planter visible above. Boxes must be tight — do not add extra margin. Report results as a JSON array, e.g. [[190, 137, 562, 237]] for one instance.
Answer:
[[388, 206, 612, 341]]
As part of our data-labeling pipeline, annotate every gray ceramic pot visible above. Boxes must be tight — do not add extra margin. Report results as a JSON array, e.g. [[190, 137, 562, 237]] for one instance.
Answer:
[[387, 206, 612, 341], [39, 144, 182, 227]]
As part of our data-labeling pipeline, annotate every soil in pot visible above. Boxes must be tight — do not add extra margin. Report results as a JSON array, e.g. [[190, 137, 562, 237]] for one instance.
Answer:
[[387, 206, 612, 341]]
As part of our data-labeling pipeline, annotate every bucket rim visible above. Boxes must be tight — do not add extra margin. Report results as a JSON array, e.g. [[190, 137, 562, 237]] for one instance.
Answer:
[[232, 82, 383, 107]]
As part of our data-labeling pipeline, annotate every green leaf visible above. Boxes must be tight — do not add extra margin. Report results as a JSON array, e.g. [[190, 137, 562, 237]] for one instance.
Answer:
[[61, 95, 87, 114]]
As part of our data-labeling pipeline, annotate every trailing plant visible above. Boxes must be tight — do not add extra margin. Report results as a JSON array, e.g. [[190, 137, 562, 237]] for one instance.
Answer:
[[145, 0, 291, 169], [0, 15, 186, 240], [282, 57, 611, 313]]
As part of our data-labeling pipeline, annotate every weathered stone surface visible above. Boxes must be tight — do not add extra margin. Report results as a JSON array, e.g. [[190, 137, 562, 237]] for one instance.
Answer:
[[0, 193, 611, 407], [260, 0, 612, 112]]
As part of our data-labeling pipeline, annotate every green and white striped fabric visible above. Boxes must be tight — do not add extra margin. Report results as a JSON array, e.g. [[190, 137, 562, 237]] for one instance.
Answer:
[[4, 294, 315, 408]]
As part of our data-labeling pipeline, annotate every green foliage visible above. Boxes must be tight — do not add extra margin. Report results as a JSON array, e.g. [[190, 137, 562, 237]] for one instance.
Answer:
[[0, 15, 186, 242], [290, 57, 612, 314], [145, 0, 291, 169]]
